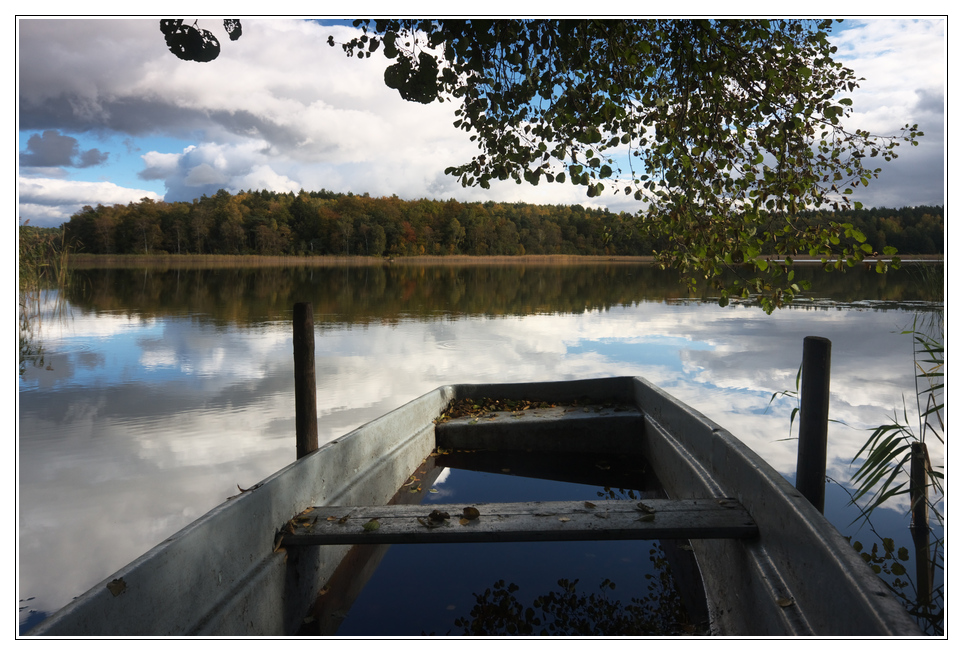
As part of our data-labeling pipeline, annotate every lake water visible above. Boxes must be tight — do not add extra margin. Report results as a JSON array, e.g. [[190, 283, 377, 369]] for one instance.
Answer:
[[17, 261, 944, 634]]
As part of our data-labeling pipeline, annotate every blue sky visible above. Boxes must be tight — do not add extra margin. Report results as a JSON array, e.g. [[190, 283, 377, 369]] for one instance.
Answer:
[[17, 17, 946, 228], [19, 132, 184, 197]]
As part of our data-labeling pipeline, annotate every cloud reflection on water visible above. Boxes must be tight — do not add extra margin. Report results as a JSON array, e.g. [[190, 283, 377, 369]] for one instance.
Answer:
[[18, 289, 940, 623]]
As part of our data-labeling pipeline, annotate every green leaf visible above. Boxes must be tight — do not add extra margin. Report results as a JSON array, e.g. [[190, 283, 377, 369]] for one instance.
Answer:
[[310, 20, 926, 312]]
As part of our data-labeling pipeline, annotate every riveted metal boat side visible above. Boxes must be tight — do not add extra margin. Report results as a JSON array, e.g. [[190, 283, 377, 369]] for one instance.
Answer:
[[630, 376, 920, 635], [29, 376, 922, 636], [29, 386, 455, 636]]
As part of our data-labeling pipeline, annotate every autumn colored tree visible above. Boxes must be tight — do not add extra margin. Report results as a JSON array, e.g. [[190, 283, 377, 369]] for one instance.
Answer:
[[62, 192, 942, 265], [331, 19, 922, 311]]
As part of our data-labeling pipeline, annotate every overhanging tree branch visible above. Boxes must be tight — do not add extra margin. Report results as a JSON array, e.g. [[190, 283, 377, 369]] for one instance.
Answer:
[[161, 18, 923, 312]]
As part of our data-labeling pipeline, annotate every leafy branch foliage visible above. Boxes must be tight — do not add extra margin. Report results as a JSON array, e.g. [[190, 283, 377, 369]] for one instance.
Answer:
[[333, 19, 923, 312], [160, 19, 241, 63]]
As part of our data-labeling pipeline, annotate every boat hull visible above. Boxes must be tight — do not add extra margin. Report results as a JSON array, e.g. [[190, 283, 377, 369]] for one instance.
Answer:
[[29, 376, 921, 636]]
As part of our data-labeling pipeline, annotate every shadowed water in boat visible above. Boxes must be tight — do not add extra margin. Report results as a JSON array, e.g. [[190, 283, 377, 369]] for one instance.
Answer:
[[311, 449, 708, 636]]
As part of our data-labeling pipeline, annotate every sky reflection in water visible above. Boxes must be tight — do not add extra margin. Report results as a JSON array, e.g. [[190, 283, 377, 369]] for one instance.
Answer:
[[18, 264, 943, 627]]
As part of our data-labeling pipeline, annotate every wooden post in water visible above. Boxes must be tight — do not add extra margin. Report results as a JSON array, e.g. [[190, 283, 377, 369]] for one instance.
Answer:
[[910, 442, 931, 533], [795, 336, 831, 513], [910, 441, 933, 607], [293, 302, 318, 459]]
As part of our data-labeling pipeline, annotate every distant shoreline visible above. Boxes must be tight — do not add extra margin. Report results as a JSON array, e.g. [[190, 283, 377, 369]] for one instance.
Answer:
[[66, 253, 944, 270], [67, 254, 657, 269]]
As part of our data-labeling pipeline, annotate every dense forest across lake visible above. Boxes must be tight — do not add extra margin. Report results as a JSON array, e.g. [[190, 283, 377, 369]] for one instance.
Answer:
[[28, 189, 944, 258]]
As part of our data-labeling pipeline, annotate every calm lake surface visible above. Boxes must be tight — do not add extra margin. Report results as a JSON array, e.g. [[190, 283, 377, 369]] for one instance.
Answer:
[[18, 261, 944, 634]]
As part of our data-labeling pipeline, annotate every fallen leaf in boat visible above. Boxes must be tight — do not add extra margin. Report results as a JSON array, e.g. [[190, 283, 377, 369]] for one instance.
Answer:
[[326, 516, 338, 521], [584, 501, 597, 509], [559, 517, 571, 522], [459, 517, 470, 526], [636, 514, 656, 522], [777, 597, 795, 608], [106, 578, 127, 596], [338, 514, 350, 524], [362, 520, 380, 532], [594, 512, 609, 519], [636, 502, 656, 514], [462, 507, 480, 520], [428, 509, 450, 522], [408, 486, 422, 493]]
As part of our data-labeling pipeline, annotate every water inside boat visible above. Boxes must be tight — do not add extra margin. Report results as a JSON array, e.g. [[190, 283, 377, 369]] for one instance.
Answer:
[[298, 448, 709, 636]]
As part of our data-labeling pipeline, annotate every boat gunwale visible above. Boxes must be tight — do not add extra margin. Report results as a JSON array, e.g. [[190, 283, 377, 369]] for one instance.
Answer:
[[29, 376, 922, 636], [29, 385, 455, 636]]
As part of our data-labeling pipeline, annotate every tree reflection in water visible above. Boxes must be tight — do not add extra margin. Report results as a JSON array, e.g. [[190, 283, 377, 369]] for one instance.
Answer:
[[451, 544, 704, 636]]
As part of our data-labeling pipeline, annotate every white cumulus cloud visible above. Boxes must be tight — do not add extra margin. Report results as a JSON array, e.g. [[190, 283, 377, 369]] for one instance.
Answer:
[[17, 17, 946, 227], [18, 178, 162, 224]]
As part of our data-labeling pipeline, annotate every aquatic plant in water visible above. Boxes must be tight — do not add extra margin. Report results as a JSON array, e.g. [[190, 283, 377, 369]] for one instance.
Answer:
[[18, 222, 71, 374]]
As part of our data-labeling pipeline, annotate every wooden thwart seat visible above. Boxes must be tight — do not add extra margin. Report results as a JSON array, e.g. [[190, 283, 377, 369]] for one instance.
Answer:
[[279, 497, 758, 546]]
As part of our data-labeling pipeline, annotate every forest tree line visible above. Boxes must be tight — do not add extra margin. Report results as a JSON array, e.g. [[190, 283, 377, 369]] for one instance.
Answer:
[[47, 188, 944, 257]]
